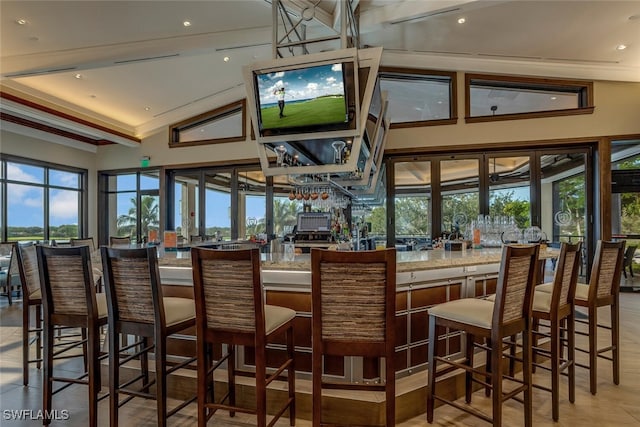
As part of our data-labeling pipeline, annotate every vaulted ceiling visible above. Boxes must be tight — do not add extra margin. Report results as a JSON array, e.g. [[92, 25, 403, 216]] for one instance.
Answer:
[[1, 1, 639, 145]]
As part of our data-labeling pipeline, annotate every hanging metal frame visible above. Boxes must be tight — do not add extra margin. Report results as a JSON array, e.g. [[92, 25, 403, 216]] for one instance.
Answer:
[[272, 0, 360, 59]]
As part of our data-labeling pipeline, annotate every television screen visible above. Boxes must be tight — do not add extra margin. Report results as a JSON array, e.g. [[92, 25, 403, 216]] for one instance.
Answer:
[[254, 62, 352, 136]]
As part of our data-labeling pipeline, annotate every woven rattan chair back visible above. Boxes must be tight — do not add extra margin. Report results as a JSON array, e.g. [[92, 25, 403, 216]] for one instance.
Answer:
[[71, 237, 96, 251], [15, 243, 41, 299], [36, 245, 97, 317], [493, 244, 540, 326], [589, 241, 625, 300], [315, 254, 393, 343], [552, 242, 582, 308], [100, 246, 160, 325], [191, 247, 260, 333]]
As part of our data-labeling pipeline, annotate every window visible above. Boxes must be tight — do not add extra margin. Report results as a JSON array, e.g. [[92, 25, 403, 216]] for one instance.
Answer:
[[102, 170, 160, 244], [379, 68, 456, 128], [169, 99, 246, 147], [466, 73, 593, 123], [0, 156, 86, 242]]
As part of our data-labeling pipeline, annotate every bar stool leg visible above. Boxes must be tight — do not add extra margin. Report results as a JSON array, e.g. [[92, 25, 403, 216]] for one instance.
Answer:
[[43, 320, 54, 425], [551, 318, 560, 421], [140, 336, 150, 392], [87, 326, 100, 427], [568, 312, 576, 404], [588, 305, 598, 395], [228, 344, 236, 417], [491, 337, 502, 427], [612, 300, 620, 386], [255, 345, 267, 427], [109, 327, 120, 427], [465, 333, 474, 403], [485, 338, 492, 397], [155, 337, 168, 427], [287, 327, 296, 426], [426, 319, 436, 424], [522, 328, 533, 427], [22, 304, 30, 386]]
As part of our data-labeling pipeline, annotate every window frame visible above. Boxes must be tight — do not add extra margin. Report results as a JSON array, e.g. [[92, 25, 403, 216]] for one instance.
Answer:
[[378, 67, 458, 129], [465, 73, 594, 123], [0, 154, 88, 242], [169, 99, 246, 148]]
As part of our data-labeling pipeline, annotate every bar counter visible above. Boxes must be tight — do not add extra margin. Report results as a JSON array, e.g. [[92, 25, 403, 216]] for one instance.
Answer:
[[156, 246, 557, 380]]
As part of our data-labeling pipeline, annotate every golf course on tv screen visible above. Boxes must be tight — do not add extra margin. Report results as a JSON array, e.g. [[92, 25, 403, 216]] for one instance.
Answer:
[[256, 63, 348, 131]]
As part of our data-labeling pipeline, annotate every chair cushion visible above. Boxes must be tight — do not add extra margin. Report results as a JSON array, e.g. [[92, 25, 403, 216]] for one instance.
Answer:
[[265, 304, 296, 335], [29, 288, 41, 300], [163, 297, 196, 327], [532, 290, 552, 313], [96, 293, 108, 319], [535, 282, 553, 293], [428, 298, 494, 329], [574, 283, 589, 302]]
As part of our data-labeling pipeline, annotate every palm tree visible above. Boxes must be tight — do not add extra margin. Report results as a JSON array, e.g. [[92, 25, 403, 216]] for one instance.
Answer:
[[116, 196, 159, 239], [273, 198, 301, 236]]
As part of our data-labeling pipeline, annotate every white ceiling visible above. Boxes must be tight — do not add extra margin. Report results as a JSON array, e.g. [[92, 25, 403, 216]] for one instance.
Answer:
[[1, 0, 639, 142]]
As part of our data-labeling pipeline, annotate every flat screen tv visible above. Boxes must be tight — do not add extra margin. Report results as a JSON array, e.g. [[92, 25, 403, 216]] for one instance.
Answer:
[[245, 49, 360, 143]]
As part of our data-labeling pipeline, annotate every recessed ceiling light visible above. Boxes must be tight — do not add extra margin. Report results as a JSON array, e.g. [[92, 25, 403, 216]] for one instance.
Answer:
[[74, 73, 83, 79], [550, 96, 557, 100], [457, 18, 466, 24], [223, 56, 230, 62], [183, 21, 191, 27], [16, 18, 27, 25], [616, 44, 627, 50], [437, 100, 443, 105], [144, 106, 151, 111]]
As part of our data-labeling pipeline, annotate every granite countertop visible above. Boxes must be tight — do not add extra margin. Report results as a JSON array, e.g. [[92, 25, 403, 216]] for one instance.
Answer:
[[157, 246, 558, 273]]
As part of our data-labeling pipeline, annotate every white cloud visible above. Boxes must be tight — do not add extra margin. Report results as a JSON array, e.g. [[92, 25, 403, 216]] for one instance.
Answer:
[[50, 190, 78, 221], [306, 82, 318, 91], [326, 77, 336, 84], [331, 64, 342, 72], [23, 197, 43, 209]]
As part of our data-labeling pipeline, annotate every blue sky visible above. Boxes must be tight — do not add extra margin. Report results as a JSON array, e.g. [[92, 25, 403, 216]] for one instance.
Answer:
[[256, 63, 344, 105]]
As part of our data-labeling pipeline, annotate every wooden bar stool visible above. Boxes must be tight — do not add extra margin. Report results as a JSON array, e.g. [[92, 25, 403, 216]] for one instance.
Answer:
[[37, 245, 108, 427], [190, 247, 296, 427], [530, 241, 581, 421], [537, 240, 625, 395], [101, 246, 197, 427], [427, 245, 539, 427], [311, 248, 396, 427]]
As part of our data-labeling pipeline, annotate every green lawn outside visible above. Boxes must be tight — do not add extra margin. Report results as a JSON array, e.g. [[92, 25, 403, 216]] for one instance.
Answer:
[[261, 96, 347, 130]]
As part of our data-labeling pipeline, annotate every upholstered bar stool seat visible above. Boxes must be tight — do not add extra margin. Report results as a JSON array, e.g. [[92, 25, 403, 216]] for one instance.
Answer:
[[429, 298, 494, 328], [265, 305, 297, 332], [163, 297, 197, 326]]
